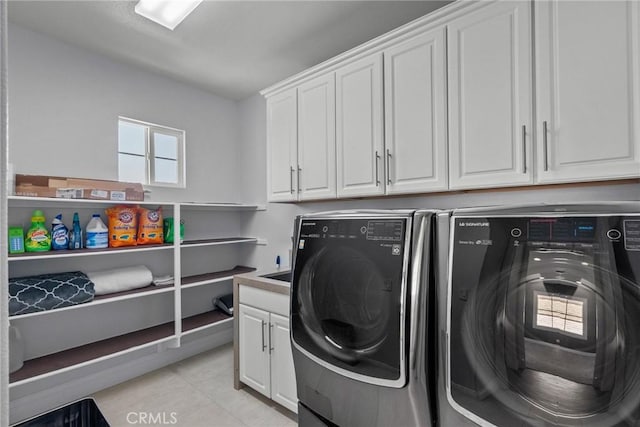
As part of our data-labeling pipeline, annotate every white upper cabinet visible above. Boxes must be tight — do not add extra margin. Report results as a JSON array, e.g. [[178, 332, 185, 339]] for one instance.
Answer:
[[384, 28, 448, 194], [336, 53, 385, 198], [297, 74, 337, 200], [267, 89, 298, 202], [535, 1, 640, 183], [447, 1, 533, 190]]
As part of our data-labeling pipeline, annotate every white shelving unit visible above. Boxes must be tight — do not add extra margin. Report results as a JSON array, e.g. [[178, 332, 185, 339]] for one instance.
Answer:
[[6, 196, 263, 388]]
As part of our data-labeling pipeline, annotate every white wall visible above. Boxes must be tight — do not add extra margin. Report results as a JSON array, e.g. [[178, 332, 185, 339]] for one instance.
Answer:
[[237, 94, 640, 272], [8, 23, 241, 203]]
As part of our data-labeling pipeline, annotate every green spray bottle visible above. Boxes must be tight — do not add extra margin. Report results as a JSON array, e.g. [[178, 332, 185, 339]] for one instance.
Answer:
[[25, 209, 51, 252]]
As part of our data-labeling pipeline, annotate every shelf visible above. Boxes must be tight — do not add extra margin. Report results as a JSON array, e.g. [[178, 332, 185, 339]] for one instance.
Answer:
[[9, 326, 174, 385], [8, 196, 167, 208], [8, 238, 259, 261], [9, 311, 233, 385], [181, 310, 233, 335], [9, 266, 256, 319], [181, 266, 256, 289], [8, 243, 174, 261], [179, 202, 265, 211], [9, 284, 175, 320], [181, 237, 258, 248], [8, 196, 265, 211]]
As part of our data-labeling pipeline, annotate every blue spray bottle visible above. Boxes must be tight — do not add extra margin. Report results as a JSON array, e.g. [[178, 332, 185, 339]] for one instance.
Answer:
[[68, 212, 83, 249]]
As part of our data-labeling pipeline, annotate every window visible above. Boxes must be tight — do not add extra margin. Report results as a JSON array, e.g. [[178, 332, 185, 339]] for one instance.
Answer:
[[118, 117, 185, 187], [535, 292, 585, 338]]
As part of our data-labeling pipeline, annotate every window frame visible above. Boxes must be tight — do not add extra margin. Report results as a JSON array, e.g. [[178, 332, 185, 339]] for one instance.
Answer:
[[118, 116, 186, 188]]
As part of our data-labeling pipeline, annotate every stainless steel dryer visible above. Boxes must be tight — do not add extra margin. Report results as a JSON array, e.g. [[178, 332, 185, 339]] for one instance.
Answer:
[[290, 210, 437, 427], [437, 203, 640, 426]]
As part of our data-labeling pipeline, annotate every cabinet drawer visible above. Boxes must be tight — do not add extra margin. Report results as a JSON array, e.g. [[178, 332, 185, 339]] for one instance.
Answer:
[[238, 285, 290, 317]]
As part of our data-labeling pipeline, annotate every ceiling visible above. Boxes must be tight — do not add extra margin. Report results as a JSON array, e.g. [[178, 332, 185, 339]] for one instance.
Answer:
[[7, 0, 452, 100]]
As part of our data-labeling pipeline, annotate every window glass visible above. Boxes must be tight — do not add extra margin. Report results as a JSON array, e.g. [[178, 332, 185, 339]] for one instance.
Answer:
[[118, 122, 146, 155], [154, 133, 178, 159], [118, 118, 185, 187], [154, 158, 178, 184], [118, 153, 146, 184]]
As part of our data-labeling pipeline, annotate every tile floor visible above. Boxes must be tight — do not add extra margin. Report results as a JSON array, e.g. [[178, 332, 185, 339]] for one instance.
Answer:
[[93, 343, 298, 427]]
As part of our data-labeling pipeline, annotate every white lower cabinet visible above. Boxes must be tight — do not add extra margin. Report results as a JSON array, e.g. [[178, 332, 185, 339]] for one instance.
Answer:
[[238, 302, 297, 413]]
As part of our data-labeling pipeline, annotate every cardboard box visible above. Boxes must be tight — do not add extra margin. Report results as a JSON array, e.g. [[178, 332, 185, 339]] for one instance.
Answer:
[[15, 175, 144, 201]]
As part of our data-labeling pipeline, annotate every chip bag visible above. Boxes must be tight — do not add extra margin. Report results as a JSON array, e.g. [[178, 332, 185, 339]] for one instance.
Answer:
[[138, 207, 164, 245], [163, 217, 184, 244], [105, 205, 138, 247]]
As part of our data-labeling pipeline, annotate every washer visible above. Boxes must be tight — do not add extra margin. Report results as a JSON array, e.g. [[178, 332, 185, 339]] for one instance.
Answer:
[[291, 210, 437, 426], [436, 203, 640, 426]]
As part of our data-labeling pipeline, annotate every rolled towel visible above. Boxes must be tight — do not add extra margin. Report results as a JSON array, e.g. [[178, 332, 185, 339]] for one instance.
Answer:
[[86, 265, 153, 296]]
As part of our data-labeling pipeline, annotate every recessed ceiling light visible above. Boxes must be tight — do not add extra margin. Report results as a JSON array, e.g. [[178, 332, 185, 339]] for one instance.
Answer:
[[135, 0, 203, 31]]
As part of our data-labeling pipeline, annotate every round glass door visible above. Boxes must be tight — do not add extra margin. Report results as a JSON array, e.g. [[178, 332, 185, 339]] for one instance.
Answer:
[[297, 246, 391, 362]]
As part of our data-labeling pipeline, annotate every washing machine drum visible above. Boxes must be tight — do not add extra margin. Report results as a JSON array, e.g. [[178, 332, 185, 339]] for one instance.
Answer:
[[297, 246, 391, 363]]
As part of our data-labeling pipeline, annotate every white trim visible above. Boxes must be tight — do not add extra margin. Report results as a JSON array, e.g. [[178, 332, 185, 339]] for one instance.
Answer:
[[118, 116, 186, 188], [180, 276, 233, 290], [181, 238, 258, 248], [8, 244, 173, 261], [0, 1, 9, 424], [260, 0, 481, 98]]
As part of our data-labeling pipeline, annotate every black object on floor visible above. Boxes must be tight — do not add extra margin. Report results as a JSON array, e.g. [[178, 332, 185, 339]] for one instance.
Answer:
[[13, 398, 110, 427]]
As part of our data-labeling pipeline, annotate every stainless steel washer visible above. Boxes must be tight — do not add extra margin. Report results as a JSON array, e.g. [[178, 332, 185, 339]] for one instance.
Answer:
[[291, 210, 437, 426]]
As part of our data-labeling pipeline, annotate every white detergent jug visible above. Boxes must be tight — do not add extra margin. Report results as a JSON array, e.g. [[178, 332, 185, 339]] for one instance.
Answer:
[[86, 214, 108, 249]]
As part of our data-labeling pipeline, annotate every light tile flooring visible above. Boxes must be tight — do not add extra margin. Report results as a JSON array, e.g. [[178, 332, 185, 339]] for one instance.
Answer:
[[93, 343, 298, 427]]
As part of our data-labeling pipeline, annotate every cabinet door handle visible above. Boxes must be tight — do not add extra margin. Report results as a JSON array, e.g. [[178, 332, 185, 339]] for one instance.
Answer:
[[543, 121, 549, 172], [375, 151, 381, 186], [289, 167, 295, 194], [297, 166, 302, 193], [386, 149, 392, 185], [522, 125, 527, 174], [269, 323, 274, 354], [261, 320, 266, 352]]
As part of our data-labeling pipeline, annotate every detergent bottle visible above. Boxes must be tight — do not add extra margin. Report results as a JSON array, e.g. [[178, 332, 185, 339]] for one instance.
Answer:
[[51, 214, 69, 250], [25, 210, 51, 252], [85, 214, 108, 249]]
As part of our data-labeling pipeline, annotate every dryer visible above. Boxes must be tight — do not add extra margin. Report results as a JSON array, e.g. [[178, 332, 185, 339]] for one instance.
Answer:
[[437, 203, 640, 426], [291, 210, 437, 426]]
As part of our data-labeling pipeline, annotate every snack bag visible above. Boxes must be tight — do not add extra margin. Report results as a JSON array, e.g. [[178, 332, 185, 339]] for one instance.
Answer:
[[105, 205, 138, 247], [164, 217, 184, 243], [138, 207, 163, 245]]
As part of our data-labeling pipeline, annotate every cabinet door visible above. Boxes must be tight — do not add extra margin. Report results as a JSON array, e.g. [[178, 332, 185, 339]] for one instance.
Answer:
[[269, 313, 298, 413], [238, 304, 271, 398], [384, 27, 448, 195], [267, 89, 298, 202], [536, 1, 640, 183], [336, 54, 385, 197], [298, 74, 336, 201], [448, 1, 533, 190]]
